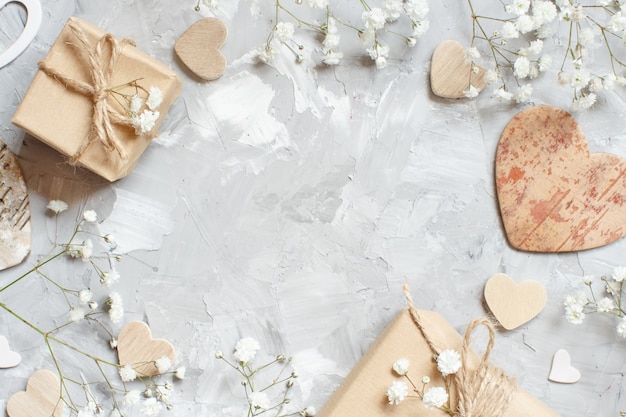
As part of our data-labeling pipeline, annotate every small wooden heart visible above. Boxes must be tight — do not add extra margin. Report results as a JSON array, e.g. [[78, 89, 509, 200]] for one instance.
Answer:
[[0, 142, 31, 270], [117, 321, 175, 377], [548, 349, 580, 384], [484, 273, 547, 330], [0, 335, 22, 368], [7, 370, 63, 417], [496, 106, 626, 252], [175, 17, 227, 81], [430, 40, 486, 98]]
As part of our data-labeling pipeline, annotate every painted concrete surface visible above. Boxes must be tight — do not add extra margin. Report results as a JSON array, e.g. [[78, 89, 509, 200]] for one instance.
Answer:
[[1, 1, 626, 416]]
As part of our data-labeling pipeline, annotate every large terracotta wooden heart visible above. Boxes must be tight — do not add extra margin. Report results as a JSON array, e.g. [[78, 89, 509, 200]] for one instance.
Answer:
[[0, 142, 31, 270], [7, 370, 63, 417], [484, 273, 547, 330], [117, 321, 175, 377], [430, 40, 486, 98], [175, 17, 227, 81], [496, 105, 626, 252]]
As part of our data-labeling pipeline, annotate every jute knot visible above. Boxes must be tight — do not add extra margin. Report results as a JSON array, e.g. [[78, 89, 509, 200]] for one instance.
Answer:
[[403, 284, 516, 417], [37, 20, 139, 165]]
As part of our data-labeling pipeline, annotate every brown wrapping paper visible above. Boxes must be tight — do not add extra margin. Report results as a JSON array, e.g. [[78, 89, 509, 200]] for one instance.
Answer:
[[318, 309, 561, 417], [12, 17, 182, 182]]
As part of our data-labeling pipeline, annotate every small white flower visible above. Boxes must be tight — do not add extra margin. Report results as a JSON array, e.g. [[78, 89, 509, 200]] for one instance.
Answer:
[[513, 83, 532, 103], [78, 289, 92, 305], [405, 0, 429, 22], [570, 68, 591, 89], [386, 380, 408, 405], [274, 22, 295, 42], [323, 50, 343, 66], [464, 85, 480, 98], [484, 69, 499, 84], [532, 1, 557, 26], [101, 268, 121, 287], [527, 39, 543, 55], [571, 93, 596, 111], [47, 200, 68, 214], [384, 0, 404, 21], [108, 292, 124, 324], [375, 56, 387, 69], [467, 47, 480, 60], [140, 397, 162, 417], [516, 14, 535, 34], [406, 36, 417, 47], [392, 358, 410, 375], [423, 386, 449, 409], [130, 94, 143, 113], [146, 87, 163, 110], [175, 366, 186, 379], [436, 349, 462, 376], [68, 306, 85, 322], [494, 87, 513, 101], [234, 337, 261, 363], [110, 337, 118, 349], [303, 406, 316, 416], [612, 266, 626, 282], [422, 375, 431, 384], [249, 391, 271, 410], [83, 210, 97, 222], [501, 21, 519, 38], [307, 0, 328, 8], [579, 28, 595, 47], [565, 304, 585, 324], [257, 45, 277, 64], [155, 356, 172, 373], [362, 8, 386, 31], [131, 109, 160, 135], [506, 0, 530, 15], [119, 365, 137, 382], [538, 54, 552, 72], [124, 390, 141, 406], [88, 301, 98, 310], [597, 297, 615, 313], [412, 19, 430, 37], [609, 11, 626, 33], [603, 74, 617, 90], [514, 56, 531, 78], [617, 317, 626, 337], [581, 275, 594, 285]]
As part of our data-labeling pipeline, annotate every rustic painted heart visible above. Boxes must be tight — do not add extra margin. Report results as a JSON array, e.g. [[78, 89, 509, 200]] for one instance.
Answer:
[[484, 273, 547, 330], [175, 17, 227, 81], [117, 321, 175, 377], [6, 369, 63, 417], [496, 105, 626, 252], [430, 39, 486, 99]]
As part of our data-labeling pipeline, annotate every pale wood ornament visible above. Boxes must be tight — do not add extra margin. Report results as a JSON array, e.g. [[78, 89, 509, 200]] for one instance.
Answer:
[[0, 143, 31, 270], [117, 321, 175, 377], [0, 335, 22, 368], [6, 370, 63, 417], [548, 349, 581, 384], [430, 40, 486, 99], [496, 105, 626, 252], [175, 17, 227, 81], [484, 273, 547, 330]]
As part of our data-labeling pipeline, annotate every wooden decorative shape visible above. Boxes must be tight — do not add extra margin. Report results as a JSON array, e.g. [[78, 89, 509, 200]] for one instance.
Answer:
[[496, 105, 626, 252], [7, 370, 63, 417], [484, 273, 547, 330], [0, 142, 31, 270], [430, 40, 486, 98], [117, 321, 175, 377], [0, 335, 21, 368], [548, 349, 581, 384], [175, 17, 227, 81]]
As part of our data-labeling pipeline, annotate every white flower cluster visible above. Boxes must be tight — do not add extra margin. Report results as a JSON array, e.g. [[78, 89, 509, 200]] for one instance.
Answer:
[[254, 0, 429, 68], [564, 267, 626, 337], [129, 86, 163, 135], [386, 350, 461, 411]]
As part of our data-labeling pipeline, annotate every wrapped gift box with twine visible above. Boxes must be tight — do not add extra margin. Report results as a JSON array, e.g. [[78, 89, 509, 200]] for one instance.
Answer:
[[12, 17, 182, 181], [318, 286, 561, 417]]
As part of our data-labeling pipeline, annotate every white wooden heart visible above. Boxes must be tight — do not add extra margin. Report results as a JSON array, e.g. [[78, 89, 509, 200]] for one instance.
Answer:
[[484, 273, 547, 330], [0, 335, 21, 368], [548, 349, 581, 384], [0, 0, 43, 68], [6, 369, 63, 417], [117, 321, 175, 377]]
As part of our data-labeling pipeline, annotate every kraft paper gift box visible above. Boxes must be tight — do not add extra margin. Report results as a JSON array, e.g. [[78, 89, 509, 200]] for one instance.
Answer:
[[12, 17, 182, 182], [318, 308, 561, 417]]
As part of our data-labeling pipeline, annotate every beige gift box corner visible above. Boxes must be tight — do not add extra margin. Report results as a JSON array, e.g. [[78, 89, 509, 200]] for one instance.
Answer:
[[12, 17, 182, 182], [318, 308, 561, 417]]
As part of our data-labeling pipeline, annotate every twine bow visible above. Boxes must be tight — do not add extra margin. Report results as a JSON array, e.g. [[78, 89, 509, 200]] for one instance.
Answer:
[[38, 20, 138, 164], [403, 284, 516, 417]]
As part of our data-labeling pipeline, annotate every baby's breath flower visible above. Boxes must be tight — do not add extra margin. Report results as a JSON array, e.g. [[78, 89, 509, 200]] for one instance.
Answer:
[[386, 380, 408, 405], [107, 292, 124, 324], [83, 210, 97, 222], [119, 365, 137, 382], [234, 337, 261, 363], [513, 83, 532, 103], [422, 375, 431, 384], [464, 84, 480, 98], [516, 14, 535, 34], [501, 21, 519, 38], [303, 406, 316, 416], [140, 398, 162, 417], [617, 317, 626, 337], [78, 289, 92, 305], [47, 200, 68, 214], [406, 36, 417, 47], [249, 391, 271, 410], [146, 86, 163, 111], [494, 87, 513, 101], [88, 300, 98, 310], [484, 69, 499, 84], [538, 54, 552, 72], [175, 366, 186, 379], [130, 94, 143, 113], [597, 297, 616, 313], [405, 0, 429, 22], [68, 306, 86, 322], [467, 46, 480, 60], [384, 0, 404, 21], [612, 266, 626, 282], [571, 93, 596, 111], [362, 8, 387, 31], [101, 268, 120, 287], [392, 358, 410, 375], [422, 386, 449, 409], [131, 110, 160, 135], [275, 22, 295, 42], [513, 56, 531, 78], [155, 356, 172, 373], [565, 304, 586, 324], [436, 349, 462, 376], [307, 0, 328, 8], [570, 68, 591, 89], [581, 275, 594, 285], [124, 390, 141, 406]]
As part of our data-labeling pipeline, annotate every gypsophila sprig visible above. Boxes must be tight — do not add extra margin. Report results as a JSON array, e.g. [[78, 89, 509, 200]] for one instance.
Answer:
[[216, 338, 315, 417], [0, 201, 183, 416], [196, 0, 429, 68], [106, 79, 163, 135], [564, 267, 626, 337], [466, 0, 626, 109]]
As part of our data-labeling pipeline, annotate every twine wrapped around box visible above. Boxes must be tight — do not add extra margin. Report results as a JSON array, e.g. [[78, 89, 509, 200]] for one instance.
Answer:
[[12, 17, 182, 181], [318, 285, 561, 417]]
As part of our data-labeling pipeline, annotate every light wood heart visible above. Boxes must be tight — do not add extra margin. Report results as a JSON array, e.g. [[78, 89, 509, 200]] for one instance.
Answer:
[[7, 370, 63, 417], [175, 17, 227, 81], [548, 349, 580, 384], [496, 105, 626, 252], [484, 273, 547, 330], [117, 321, 175, 377], [430, 40, 486, 98], [0, 335, 22, 368], [0, 142, 31, 270]]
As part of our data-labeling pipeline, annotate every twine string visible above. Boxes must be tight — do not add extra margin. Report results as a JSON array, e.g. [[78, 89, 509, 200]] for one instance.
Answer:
[[37, 20, 138, 164], [402, 284, 516, 417]]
